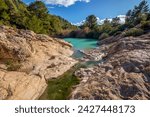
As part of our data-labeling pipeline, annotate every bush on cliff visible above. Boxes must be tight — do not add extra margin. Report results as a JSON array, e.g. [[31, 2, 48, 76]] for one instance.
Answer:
[[123, 28, 144, 37], [141, 21, 150, 30]]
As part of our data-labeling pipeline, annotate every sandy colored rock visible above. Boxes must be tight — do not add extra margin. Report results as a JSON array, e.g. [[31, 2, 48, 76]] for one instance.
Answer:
[[0, 26, 77, 100], [71, 33, 150, 100]]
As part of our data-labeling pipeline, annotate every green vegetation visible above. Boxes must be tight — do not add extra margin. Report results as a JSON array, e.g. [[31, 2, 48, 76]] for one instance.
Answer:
[[70, 0, 150, 39], [41, 74, 79, 100], [126, 0, 149, 27], [123, 28, 144, 37], [39, 59, 101, 100], [141, 20, 150, 29], [99, 33, 109, 39], [1, 0, 149, 38], [0, 57, 21, 71], [5, 59, 21, 71], [39, 64, 81, 100], [0, 0, 76, 36], [84, 15, 98, 30]]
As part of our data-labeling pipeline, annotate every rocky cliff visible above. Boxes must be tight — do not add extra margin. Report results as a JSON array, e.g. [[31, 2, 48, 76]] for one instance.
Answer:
[[71, 33, 150, 100], [0, 26, 77, 100]]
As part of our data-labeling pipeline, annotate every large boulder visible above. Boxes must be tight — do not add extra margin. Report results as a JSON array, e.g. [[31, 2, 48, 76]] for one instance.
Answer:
[[0, 26, 77, 100]]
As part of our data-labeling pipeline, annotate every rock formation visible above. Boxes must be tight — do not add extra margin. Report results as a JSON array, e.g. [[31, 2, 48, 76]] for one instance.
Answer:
[[0, 26, 77, 100], [71, 33, 150, 100]]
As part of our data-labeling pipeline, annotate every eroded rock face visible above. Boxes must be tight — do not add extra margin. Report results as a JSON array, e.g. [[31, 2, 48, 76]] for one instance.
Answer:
[[71, 33, 150, 100], [0, 26, 77, 100]]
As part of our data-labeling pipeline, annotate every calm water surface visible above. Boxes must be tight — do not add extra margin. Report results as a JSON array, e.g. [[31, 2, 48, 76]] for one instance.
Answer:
[[64, 38, 98, 50], [39, 38, 99, 100]]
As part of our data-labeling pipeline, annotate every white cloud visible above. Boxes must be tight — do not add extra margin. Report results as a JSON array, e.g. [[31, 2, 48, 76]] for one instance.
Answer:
[[97, 17, 112, 25], [43, 0, 90, 7], [97, 15, 126, 25], [72, 20, 85, 26], [73, 15, 126, 26], [117, 15, 126, 24]]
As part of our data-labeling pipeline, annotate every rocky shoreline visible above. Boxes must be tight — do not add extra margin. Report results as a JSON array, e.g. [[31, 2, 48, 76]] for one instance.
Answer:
[[0, 26, 77, 100], [1, 25, 150, 100], [70, 34, 150, 100]]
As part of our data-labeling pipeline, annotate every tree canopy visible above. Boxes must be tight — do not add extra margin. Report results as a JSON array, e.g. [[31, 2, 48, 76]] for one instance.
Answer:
[[0, 0, 149, 39], [85, 15, 98, 30], [70, 0, 150, 39], [0, 0, 77, 36], [126, 0, 150, 26]]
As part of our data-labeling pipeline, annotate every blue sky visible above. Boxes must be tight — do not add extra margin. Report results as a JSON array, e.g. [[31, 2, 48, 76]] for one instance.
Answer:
[[23, 0, 150, 24]]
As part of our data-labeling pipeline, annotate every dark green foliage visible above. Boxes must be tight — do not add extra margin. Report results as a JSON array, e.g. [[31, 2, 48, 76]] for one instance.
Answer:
[[0, 0, 76, 36], [123, 28, 144, 37], [126, 0, 150, 26], [141, 20, 150, 30], [137, 0, 149, 13], [86, 31, 95, 38], [1, 0, 149, 39], [85, 15, 98, 30], [40, 74, 79, 100], [0, 0, 8, 11], [0, 0, 10, 24], [26, 15, 43, 33], [39, 64, 80, 100], [27, 1, 48, 18], [112, 17, 120, 27], [74, 0, 150, 39]]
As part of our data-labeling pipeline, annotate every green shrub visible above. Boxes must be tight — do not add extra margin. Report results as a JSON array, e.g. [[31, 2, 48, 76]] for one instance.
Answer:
[[114, 31, 122, 36], [141, 21, 150, 30], [123, 28, 144, 37], [86, 31, 95, 38], [109, 28, 118, 36], [5, 59, 21, 71], [99, 33, 109, 39]]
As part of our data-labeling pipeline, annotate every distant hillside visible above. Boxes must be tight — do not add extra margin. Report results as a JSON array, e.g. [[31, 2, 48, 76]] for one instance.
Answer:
[[0, 0, 77, 36], [68, 0, 150, 39]]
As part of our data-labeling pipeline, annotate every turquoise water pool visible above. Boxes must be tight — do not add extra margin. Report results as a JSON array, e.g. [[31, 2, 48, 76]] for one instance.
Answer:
[[64, 38, 98, 50], [39, 38, 100, 100]]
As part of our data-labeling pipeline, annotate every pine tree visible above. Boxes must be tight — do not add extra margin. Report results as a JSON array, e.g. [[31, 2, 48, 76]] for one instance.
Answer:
[[126, 0, 150, 26], [85, 15, 98, 30], [112, 17, 120, 26], [27, 1, 48, 18]]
